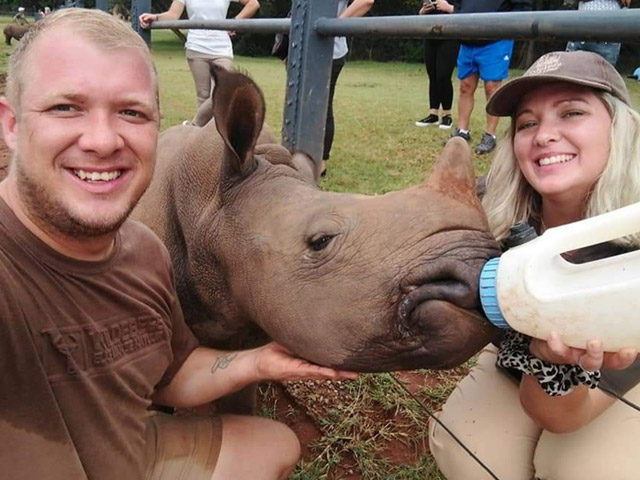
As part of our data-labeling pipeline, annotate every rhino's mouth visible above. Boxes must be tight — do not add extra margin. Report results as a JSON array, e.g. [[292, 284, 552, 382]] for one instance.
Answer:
[[397, 257, 481, 335]]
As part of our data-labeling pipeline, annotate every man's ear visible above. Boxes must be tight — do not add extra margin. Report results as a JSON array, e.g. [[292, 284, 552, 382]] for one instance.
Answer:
[[0, 97, 18, 152]]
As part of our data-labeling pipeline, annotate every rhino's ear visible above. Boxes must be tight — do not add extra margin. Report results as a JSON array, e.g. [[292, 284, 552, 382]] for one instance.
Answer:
[[211, 65, 265, 179], [426, 137, 478, 203]]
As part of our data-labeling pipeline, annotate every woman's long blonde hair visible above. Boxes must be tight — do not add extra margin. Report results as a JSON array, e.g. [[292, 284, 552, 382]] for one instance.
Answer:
[[482, 91, 640, 248]]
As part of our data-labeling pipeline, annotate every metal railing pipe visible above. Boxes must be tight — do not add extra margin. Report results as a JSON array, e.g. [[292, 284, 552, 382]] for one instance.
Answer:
[[150, 18, 290, 34], [147, 11, 639, 43], [315, 10, 640, 42]]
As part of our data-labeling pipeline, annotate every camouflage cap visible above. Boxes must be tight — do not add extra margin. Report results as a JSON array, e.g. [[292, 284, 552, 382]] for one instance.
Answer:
[[486, 50, 631, 117]]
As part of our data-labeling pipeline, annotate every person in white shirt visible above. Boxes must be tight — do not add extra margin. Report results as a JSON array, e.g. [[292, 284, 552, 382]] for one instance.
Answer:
[[140, 0, 259, 123]]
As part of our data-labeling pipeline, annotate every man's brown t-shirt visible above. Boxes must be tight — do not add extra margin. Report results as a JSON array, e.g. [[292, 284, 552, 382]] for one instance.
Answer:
[[0, 198, 199, 479]]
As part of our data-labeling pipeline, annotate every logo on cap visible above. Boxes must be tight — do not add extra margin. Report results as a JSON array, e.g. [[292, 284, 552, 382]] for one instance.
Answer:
[[525, 53, 562, 77]]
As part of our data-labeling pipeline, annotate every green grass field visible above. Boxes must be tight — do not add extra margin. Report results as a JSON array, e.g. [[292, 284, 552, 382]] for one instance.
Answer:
[[4, 19, 640, 479]]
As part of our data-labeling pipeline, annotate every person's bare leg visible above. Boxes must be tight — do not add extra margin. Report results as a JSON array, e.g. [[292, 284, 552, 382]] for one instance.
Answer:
[[211, 415, 301, 480], [457, 74, 479, 131], [483, 80, 503, 136]]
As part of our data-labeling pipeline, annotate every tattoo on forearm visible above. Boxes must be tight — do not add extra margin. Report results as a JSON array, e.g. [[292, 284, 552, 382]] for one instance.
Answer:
[[210, 353, 238, 375]]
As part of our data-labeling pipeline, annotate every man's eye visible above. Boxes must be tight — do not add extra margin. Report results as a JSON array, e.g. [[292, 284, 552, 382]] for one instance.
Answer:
[[122, 109, 142, 118], [121, 109, 150, 121], [51, 104, 74, 112]]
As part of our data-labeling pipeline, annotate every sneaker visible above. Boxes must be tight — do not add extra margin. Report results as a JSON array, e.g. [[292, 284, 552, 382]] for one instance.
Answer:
[[450, 127, 471, 142], [415, 114, 439, 127], [439, 115, 453, 130], [475, 132, 497, 155]]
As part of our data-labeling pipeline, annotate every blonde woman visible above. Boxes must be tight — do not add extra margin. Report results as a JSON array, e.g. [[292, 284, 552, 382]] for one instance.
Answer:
[[430, 51, 640, 480]]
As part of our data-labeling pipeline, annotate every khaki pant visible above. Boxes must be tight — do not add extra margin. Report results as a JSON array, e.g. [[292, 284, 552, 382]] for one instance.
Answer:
[[429, 345, 640, 480], [145, 412, 222, 480], [185, 50, 234, 126]]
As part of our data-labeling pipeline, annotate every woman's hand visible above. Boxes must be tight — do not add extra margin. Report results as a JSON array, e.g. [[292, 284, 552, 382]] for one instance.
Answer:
[[419, 1, 436, 14], [138, 12, 158, 29], [530, 332, 638, 371], [139, 2, 183, 29], [253, 342, 359, 382]]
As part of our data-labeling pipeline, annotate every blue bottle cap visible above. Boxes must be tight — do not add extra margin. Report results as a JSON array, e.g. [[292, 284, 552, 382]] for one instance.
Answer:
[[479, 257, 509, 329]]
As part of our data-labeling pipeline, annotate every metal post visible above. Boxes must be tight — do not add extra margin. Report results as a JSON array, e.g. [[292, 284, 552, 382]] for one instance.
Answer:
[[96, 0, 108, 12], [131, 0, 151, 45], [282, 0, 340, 165]]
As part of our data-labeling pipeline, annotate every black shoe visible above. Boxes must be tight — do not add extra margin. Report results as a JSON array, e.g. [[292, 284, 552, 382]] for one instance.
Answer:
[[450, 127, 471, 142], [439, 115, 453, 130], [475, 132, 497, 155], [319, 159, 327, 177], [415, 114, 439, 127]]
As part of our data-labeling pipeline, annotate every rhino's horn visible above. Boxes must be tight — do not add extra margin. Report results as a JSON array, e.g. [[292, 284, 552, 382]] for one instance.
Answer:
[[426, 137, 477, 204], [291, 152, 317, 183], [211, 65, 265, 179]]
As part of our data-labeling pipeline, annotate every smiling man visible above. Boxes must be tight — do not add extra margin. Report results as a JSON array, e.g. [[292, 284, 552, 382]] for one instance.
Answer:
[[1, 14, 159, 260], [0, 8, 356, 480]]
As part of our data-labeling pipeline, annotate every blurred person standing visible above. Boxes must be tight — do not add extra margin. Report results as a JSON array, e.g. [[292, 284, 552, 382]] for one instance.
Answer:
[[566, 0, 630, 66], [139, 0, 260, 124], [449, 0, 533, 155], [321, 0, 375, 176], [13, 7, 29, 25], [415, 0, 459, 131]]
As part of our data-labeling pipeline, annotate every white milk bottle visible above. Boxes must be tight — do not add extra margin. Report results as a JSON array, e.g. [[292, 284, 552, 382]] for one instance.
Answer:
[[479, 202, 640, 352]]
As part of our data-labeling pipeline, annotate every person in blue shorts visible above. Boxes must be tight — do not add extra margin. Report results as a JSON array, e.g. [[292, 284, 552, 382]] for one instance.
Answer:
[[449, 0, 533, 155]]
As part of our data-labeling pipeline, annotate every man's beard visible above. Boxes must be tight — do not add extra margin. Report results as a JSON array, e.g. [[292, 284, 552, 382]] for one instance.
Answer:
[[16, 159, 138, 239]]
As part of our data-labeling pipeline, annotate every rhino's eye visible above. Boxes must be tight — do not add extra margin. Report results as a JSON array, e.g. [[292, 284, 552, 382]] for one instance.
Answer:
[[309, 234, 335, 252]]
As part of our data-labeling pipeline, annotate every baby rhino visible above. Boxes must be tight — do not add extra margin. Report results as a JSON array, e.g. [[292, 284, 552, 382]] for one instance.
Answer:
[[133, 67, 501, 374]]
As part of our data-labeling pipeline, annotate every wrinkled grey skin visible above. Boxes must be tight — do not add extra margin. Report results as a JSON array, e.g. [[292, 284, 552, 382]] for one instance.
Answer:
[[133, 67, 502, 375]]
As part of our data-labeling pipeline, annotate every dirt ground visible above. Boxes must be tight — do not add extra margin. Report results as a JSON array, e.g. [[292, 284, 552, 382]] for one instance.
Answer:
[[267, 369, 453, 479]]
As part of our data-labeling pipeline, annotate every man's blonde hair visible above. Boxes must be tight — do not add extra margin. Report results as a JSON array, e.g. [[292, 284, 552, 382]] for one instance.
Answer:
[[6, 8, 158, 111], [482, 92, 640, 248]]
